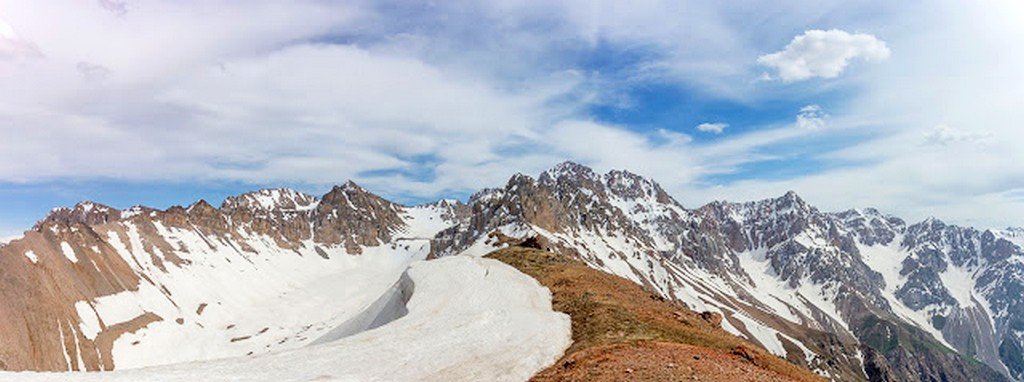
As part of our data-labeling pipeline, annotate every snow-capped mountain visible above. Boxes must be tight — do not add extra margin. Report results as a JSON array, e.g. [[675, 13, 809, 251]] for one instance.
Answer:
[[432, 162, 1020, 381], [2, 162, 1022, 381], [0, 183, 469, 372]]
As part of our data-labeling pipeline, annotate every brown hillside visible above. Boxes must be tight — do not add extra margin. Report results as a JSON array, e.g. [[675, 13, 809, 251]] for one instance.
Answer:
[[486, 246, 824, 382]]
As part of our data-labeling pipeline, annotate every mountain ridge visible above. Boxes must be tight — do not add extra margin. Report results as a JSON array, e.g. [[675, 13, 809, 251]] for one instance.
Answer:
[[429, 161, 1020, 381], [1, 162, 1022, 381]]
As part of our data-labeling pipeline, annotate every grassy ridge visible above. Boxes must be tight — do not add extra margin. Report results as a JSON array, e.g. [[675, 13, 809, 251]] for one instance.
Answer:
[[486, 246, 823, 382]]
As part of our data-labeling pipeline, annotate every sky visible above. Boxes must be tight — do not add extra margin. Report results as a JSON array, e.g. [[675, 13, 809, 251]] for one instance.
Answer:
[[1, 0, 1023, 238]]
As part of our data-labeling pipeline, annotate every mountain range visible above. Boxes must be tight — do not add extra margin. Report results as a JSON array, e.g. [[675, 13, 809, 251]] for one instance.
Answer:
[[1, 162, 1022, 381]]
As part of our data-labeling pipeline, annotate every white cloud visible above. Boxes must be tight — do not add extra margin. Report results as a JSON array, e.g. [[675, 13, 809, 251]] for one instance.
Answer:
[[1, 0, 1023, 231], [0, 0, 766, 200], [696, 122, 728, 134], [922, 125, 992, 146], [795, 105, 827, 130], [758, 29, 890, 82]]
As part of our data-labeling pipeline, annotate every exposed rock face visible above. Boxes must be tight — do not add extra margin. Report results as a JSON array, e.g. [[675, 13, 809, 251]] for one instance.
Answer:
[[432, 162, 1019, 382], [313, 182, 407, 253], [34, 202, 123, 229], [895, 219, 1024, 379], [0, 182, 457, 372], [0, 224, 144, 372]]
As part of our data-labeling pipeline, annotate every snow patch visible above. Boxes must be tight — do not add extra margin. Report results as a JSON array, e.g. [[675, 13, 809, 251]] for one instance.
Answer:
[[400, 204, 457, 239], [74, 302, 101, 341], [735, 249, 803, 324], [858, 240, 955, 349], [858, 240, 909, 293], [939, 264, 976, 308], [24, 250, 38, 264], [60, 242, 78, 262], [732, 312, 786, 356]]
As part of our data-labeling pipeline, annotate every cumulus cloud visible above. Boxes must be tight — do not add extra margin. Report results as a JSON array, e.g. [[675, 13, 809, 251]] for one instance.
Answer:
[[758, 29, 890, 82], [795, 105, 827, 130], [696, 122, 728, 134]]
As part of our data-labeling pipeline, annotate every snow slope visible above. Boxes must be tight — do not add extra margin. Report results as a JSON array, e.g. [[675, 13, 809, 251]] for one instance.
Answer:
[[9, 201, 458, 371], [0, 256, 571, 382], [71, 215, 432, 370]]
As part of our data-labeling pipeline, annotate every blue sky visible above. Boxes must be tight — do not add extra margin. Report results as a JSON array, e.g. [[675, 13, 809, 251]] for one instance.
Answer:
[[1, 0, 1024, 238]]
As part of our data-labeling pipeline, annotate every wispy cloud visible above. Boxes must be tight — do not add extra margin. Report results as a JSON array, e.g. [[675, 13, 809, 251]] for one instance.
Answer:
[[0, 0, 1023, 230], [696, 122, 728, 134], [922, 125, 992, 146]]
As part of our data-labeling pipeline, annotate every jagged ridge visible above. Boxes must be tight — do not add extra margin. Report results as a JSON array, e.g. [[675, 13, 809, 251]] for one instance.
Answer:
[[3, 162, 1023, 381]]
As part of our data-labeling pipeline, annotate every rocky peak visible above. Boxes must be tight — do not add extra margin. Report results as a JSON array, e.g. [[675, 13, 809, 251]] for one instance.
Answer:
[[918, 216, 947, 230], [413, 199, 471, 223], [416, 198, 462, 211], [186, 199, 218, 214], [34, 201, 122, 230], [834, 207, 900, 222], [221, 188, 318, 213], [341, 180, 362, 191], [999, 227, 1024, 236], [121, 205, 156, 219], [313, 181, 406, 252], [468, 187, 506, 205], [183, 200, 230, 232], [773, 191, 812, 214], [834, 208, 906, 246], [429, 198, 462, 208], [534, 163, 678, 208], [432, 163, 667, 257], [906, 218, 1023, 267], [539, 161, 598, 183], [317, 181, 405, 220], [604, 169, 675, 205], [904, 218, 960, 252], [994, 227, 1024, 249], [506, 172, 538, 190], [538, 162, 608, 203], [692, 192, 891, 297], [701, 191, 820, 231], [320, 181, 386, 208]]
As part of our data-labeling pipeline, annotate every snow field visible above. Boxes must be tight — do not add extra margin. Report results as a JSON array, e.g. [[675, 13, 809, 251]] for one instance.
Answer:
[[0, 256, 572, 382]]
